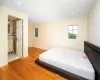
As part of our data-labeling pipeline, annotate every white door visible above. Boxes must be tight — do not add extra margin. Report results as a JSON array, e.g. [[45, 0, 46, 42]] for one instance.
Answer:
[[16, 20, 23, 57]]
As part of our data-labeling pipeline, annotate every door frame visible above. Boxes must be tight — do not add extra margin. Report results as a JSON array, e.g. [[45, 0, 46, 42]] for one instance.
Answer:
[[21, 20, 23, 57], [8, 15, 24, 59]]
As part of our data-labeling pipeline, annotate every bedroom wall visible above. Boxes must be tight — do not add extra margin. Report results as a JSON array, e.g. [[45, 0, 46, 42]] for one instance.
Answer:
[[29, 17, 87, 51], [88, 0, 100, 47], [0, 6, 28, 67], [28, 24, 34, 47]]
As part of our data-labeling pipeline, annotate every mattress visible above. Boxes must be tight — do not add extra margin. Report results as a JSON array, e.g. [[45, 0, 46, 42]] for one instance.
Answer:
[[39, 48, 95, 80]]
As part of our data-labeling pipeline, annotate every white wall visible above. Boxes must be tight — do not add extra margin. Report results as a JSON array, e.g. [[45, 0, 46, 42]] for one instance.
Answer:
[[29, 17, 87, 51], [0, 6, 28, 67], [88, 0, 100, 47]]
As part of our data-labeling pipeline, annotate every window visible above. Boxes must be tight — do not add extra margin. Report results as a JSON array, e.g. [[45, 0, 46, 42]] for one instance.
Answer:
[[34, 28, 38, 37], [68, 25, 78, 39]]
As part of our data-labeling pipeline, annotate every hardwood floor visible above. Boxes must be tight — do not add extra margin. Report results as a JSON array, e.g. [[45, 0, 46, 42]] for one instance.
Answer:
[[0, 47, 67, 80]]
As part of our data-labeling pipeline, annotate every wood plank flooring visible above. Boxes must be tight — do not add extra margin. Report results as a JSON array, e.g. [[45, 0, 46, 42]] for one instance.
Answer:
[[0, 47, 67, 80]]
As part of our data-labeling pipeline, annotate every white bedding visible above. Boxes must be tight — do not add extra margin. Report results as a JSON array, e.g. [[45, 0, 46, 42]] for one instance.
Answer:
[[39, 48, 95, 80]]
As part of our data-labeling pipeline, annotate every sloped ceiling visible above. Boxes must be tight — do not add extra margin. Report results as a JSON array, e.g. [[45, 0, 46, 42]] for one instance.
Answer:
[[1, 0, 95, 24]]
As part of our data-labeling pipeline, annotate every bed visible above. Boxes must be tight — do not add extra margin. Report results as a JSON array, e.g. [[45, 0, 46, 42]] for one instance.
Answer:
[[35, 42, 100, 80]]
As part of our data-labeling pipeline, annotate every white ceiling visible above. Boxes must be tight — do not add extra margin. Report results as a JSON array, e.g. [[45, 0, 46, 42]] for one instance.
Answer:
[[1, 0, 95, 24]]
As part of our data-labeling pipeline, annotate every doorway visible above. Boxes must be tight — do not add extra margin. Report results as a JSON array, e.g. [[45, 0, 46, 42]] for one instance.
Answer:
[[8, 15, 23, 62]]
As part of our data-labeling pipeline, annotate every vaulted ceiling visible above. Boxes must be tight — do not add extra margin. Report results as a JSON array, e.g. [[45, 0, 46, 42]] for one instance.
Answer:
[[0, 0, 95, 24]]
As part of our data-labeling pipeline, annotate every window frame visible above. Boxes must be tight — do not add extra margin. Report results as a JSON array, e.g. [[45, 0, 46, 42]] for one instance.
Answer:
[[34, 28, 38, 38], [68, 25, 78, 40]]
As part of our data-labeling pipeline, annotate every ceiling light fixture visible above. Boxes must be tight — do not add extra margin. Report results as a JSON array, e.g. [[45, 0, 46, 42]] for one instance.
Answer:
[[72, 12, 74, 15], [17, 2, 21, 4]]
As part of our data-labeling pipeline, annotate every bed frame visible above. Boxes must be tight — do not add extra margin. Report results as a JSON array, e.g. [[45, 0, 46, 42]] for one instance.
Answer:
[[84, 41, 100, 80], [35, 41, 100, 80]]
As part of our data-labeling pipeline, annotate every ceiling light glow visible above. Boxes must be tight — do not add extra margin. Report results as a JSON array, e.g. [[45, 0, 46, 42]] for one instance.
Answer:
[[17, 2, 20, 4], [72, 12, 74, 15]]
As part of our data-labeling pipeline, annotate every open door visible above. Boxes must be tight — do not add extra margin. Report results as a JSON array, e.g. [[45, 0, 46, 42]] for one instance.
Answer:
[[16, 20, 23, 57]]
